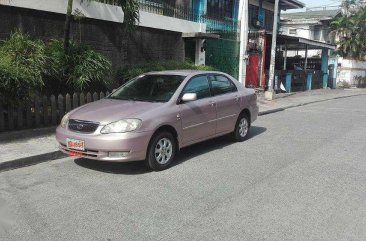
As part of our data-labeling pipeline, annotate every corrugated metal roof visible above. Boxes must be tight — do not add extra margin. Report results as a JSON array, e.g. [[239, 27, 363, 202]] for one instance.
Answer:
[[282, 9, 341, 20], [264, 0, 305, 10]]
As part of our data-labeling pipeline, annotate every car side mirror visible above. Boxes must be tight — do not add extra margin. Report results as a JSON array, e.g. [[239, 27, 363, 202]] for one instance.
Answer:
[[181, 93, 197, 102]]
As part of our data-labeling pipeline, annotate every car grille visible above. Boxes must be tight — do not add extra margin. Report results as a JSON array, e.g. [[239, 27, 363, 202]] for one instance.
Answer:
[[60, 144, 99, 158], [68, 119, 99, 133]]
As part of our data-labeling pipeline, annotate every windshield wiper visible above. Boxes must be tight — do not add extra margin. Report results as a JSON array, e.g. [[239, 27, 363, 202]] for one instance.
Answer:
[[107, 96, 122, 100], [108, 96, 164, 102]]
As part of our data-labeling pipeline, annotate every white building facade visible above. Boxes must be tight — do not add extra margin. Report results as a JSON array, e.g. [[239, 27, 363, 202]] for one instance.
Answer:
[[280, 9, 340, 58]]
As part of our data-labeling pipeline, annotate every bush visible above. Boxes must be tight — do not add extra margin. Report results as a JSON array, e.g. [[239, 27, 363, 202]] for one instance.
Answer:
[[116, 60, 215, 84], [337, 80, 351, 88], [44, 40, 112, 92], [353, 76, 366, 88], [0, 31, 46, 104]]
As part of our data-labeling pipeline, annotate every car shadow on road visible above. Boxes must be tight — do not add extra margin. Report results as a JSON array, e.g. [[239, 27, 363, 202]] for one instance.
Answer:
[[74, 158, 148, 175], [172, 126, 266, 167], [74, 126, 266, 174]]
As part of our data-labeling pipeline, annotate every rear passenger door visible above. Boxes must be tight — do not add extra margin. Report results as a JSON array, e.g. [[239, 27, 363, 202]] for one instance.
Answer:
[[209, 74, 240, 134]]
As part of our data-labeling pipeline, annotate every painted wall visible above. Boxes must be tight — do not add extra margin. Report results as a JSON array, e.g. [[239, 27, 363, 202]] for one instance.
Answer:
[[281, 23, 330, 42], [1, 0, 206, 33], [337, 58, 366, 85], [281, 23, 313, 39], [281, 23, 327, 58], [0, 5, 185, 69]]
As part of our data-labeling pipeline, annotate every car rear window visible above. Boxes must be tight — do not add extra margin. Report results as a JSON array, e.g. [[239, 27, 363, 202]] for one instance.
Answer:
[[209, 75, 237, 95]]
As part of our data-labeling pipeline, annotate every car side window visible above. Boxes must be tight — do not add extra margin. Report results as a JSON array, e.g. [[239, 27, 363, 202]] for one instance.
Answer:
[[210, 75, 237, 95], [182, 75, 211, 99]]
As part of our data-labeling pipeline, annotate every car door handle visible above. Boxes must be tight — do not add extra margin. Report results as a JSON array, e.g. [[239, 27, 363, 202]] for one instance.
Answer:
[[235, 96, 240, 102], [209, 102, 216, 107]]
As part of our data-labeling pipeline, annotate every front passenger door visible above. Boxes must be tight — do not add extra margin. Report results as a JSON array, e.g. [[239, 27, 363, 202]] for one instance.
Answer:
[[179, 75, 217, 145]]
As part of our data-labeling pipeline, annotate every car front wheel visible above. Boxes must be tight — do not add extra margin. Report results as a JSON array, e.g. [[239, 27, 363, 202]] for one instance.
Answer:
[[145, 131, 176, 171]]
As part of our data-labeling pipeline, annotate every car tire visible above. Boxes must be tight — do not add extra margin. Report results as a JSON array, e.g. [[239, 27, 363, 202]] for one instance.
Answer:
[[145, 131, 176, 171], [232, 113, 250, 142]]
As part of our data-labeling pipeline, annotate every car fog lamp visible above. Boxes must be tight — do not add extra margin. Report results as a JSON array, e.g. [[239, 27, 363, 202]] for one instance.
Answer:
[[108, 151, 129, 158]]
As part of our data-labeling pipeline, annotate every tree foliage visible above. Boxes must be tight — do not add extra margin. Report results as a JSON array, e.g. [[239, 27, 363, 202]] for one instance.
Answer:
[[0, 31, 46, 104], [0, 32, 113, 104], [44, 40, 112, 92], [117, 61, 215, 83], [331, 0, 366, 60]]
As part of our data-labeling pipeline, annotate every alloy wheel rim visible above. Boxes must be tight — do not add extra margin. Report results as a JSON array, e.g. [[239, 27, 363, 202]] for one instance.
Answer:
[[154, 138, 173, 164], [238, 118, 248, 137]]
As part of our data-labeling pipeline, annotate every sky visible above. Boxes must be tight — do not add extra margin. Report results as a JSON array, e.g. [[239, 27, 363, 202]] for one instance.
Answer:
[[287, 0, 342, 12]]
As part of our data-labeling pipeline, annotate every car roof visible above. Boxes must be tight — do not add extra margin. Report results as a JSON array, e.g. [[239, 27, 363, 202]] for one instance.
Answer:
[[145, 70, 228, 76]]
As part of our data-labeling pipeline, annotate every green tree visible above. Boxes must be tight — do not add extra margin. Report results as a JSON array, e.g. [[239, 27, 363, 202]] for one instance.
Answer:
[[331, 1, 366, 60], [0, 32, 46, 104], [64, 0, 139, 51], [44, 40, 112, 92]]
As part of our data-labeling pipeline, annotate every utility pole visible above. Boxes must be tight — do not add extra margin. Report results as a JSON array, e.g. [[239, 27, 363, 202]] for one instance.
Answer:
[[238, 0, 248, 85], [265, 0, 280, 100]]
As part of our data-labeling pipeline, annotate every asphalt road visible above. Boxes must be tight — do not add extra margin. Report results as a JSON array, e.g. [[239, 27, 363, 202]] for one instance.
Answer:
[[1, 95, 366, 241]]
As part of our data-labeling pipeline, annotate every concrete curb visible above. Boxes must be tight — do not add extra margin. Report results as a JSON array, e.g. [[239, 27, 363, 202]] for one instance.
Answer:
[[1, 92, 365, 172], [0, 151, 66, 172], [259, 93, 366, 116], [0, 126, 56, 143]]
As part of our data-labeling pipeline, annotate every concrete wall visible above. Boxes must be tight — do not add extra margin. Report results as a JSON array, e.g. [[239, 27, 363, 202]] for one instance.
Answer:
[[281, 23, 313, 39], [2, 0, 205, 33], [337, 58, 366, 85], [0, 5, 185, 69], [281, 23, 331, 42]]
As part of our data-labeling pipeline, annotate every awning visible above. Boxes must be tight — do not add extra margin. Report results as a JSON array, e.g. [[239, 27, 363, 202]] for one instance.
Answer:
[[268, 33, 337, 50], [264, 0, 305, 10]]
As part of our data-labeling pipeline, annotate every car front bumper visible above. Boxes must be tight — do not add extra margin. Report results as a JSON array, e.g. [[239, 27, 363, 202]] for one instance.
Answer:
[[56, 126, 153, 162]]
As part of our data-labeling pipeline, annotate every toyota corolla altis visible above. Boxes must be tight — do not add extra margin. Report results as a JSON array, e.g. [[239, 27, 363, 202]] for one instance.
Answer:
[[56, 70, 258, 170]]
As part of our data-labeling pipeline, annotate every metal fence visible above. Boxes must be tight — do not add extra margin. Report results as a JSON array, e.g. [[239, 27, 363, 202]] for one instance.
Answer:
[[137, 0, 238, 32], [92, 0, 238, 32], [206, 38, 240, 79], [273, 70, 323, 92], [0, 92, 109, 132]]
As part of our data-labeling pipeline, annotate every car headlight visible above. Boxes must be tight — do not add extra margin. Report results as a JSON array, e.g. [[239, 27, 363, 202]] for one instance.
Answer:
[[100, 119, 142, 134], [60, 112, 70, 128]]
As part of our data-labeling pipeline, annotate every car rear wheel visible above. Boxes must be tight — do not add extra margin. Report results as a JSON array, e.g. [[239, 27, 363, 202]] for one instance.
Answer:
[[232, 114, 250, 142], [145, 131, 176, 171]]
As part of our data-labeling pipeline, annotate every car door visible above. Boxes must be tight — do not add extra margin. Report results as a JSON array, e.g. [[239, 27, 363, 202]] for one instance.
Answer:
[[179, 75, 217, 145], [209, 74, 241, 134]]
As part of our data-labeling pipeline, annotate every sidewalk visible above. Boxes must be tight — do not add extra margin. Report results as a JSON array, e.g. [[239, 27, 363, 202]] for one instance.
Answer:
[[257, 88, 366, 114], [1, 88, 365, 171]]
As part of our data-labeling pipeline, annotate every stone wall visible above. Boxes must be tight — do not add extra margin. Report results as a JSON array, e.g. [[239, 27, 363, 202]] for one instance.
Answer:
[[0, 5, 185, 69]]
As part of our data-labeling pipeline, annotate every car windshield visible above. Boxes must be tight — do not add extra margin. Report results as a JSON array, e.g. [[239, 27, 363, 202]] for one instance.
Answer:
[[108, 74, 186, 102]]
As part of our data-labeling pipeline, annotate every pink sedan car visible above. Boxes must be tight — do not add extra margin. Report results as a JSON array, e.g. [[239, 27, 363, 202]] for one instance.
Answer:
[[56, 70, 258, 170]]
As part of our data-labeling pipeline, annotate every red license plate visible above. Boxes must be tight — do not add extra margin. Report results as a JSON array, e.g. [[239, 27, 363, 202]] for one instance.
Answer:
[[66, 138, 85, 151], [68, 150, 83, 157]]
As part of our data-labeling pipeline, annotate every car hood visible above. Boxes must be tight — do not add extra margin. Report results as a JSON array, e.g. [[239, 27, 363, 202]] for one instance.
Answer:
[[69, 98, 163, 124]]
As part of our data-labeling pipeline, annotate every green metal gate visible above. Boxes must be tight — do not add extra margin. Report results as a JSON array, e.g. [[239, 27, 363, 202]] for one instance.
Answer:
[[206, 38, 240, 79]]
